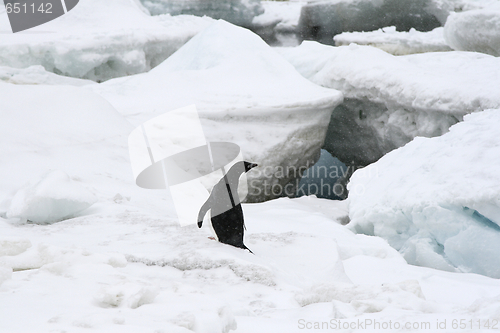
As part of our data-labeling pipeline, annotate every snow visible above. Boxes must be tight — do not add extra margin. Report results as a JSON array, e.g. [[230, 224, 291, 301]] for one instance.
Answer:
[[139, 0, 263, 27], [0, 0, 215, 82], [0, 80, 136, 219], [277, 42, 500, 165], [347, 109, 500, 278], [89, 20, 343, 202], [3, 193, 500, 331], [0, 65, 96, 86], [253, 1, 305, 33], [7, 170, 98, 224], [297, 0, 442, 44], [444, 4, 500, 57], [2, 1, 500, 331], [427, 0, 500, 24], [334, 26, 452, 55]]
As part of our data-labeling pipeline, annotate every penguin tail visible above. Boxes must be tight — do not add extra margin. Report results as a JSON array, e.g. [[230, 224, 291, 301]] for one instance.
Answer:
[[241, 244, 254, 254]]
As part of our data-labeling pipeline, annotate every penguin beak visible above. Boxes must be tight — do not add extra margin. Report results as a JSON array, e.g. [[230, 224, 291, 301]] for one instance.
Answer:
[[250, 163, 258, 169]]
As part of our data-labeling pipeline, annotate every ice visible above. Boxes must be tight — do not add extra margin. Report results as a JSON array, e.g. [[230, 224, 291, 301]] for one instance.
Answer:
[[0, 81, 142, 222], [251, 1, 305, 46], [348, 109, 500, 278], [334, 26, 452, 55], [0, 0, 215, 82], [6, 170, 98, 224], [0, 65, 97, 86], [278, 42, 500, 166], [89, 20, 343, 202], [444, 4, 500, 57], [139, 0, 263, 27], [427, 0, 500, 24], [253, 1, 305, 33], [297, 0, 442, 45]]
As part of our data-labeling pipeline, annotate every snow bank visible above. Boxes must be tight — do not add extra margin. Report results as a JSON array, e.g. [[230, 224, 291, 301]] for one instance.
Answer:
[[348, 109, 500, 278], [0, 0, 214, 82], [335, 26, 452, 55], [140, 0, 263, 27], [278, 42, 500, 166], [90, 21, 343, 202], [297, 0, 442, 44], [0, 81, 134, 219], [444, 4, 500, 57], [7, 170, 97, 224]]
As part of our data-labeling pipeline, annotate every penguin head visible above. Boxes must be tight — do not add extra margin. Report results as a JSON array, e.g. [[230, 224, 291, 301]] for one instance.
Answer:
[[243, 161, 258, 172]]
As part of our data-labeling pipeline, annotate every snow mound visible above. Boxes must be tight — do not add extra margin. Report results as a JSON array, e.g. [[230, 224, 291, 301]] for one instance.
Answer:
[[335, 26, 452, 55], [7, 170, 97, 224], [297, 0, 442, 44], [444, 5, 500, 57], [90, 20, 343, 202], [0, 65, 96, 86], [0, 0, 214, 81], [0, 82, 133, 217], [140, 0, 263, 27], [348, 109, 500, 278], [278, 42, 500, 166]]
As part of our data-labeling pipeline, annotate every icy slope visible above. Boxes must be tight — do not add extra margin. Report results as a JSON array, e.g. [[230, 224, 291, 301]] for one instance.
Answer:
[[0, 0, 214, 81], [90, 21, 343, 202], [444, 4, 500, 57], [348, 109, 500, 278], [334, 26, 452, 55], [278, 42, 500, 166]]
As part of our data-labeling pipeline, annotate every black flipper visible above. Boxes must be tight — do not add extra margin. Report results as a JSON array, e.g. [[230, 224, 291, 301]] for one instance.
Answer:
[[197, 196, 211, 228]]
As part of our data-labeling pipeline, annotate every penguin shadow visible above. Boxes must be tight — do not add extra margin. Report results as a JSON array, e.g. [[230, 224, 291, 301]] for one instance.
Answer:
[[197, 161, 258, 254]]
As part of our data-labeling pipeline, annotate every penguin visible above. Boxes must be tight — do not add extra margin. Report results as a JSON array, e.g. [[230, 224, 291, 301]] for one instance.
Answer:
[[197, 161, 258, 253]]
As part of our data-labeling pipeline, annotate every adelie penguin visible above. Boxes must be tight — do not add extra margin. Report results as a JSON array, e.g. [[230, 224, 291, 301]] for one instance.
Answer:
[[197, 161, 258, 253]]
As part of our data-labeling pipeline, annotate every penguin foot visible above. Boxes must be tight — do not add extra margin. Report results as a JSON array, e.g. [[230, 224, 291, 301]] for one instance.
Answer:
[[208, 236, 216, 240]]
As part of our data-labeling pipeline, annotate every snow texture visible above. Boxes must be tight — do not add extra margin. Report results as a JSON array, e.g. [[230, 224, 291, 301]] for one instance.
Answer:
[[140, 0, 264, 27], [444, 4, 500, 57], [89, 20, 343, 202], [7, 170, 98, 224], [335, 26, 452, 55], [0, 0, 214, 82], [278, 42, 500, 165], [297, 0, 442, 44], [348, 109, 500, 278]]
